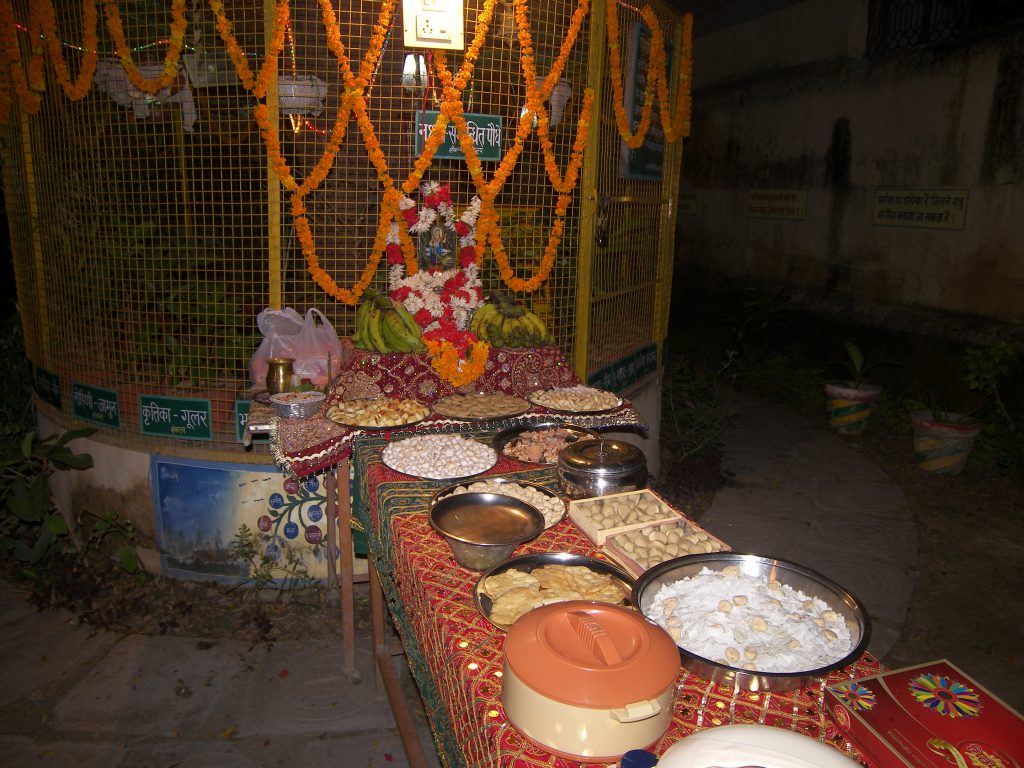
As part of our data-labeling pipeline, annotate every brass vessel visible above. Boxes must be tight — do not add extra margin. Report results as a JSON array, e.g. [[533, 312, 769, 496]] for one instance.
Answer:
[[265, 357, 295, 395]]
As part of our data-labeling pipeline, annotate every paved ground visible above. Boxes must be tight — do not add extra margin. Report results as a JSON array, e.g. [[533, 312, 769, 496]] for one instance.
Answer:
[[696, 391, 916, 660], [0, 579, 442, 768], [0, 394, 916, 767]]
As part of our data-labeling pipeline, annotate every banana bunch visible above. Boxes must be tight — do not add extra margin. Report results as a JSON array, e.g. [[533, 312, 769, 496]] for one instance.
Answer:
[[469, 292, 553, 348], [353, 289, 427, 354]]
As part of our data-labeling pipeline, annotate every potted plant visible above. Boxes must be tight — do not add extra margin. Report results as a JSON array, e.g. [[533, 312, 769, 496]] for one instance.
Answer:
[[911, 341, 1018, 476], [823, 341, 892, 434]]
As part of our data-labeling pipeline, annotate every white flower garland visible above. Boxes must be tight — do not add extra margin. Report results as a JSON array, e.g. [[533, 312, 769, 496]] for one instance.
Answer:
[[388, 183, 484, 332]]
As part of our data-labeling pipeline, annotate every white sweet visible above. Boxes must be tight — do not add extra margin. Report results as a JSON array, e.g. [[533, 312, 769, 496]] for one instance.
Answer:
[[646, 567, 854, 673], [382, 435, 496, 479], [444, 480, 564, 527]]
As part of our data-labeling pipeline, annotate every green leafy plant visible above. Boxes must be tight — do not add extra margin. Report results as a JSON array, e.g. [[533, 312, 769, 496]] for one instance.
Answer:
[[0, 428, 96, 579], [834, 341, 902, 386], [963, 341, 1018, 428], [79, 508, 144, 582]]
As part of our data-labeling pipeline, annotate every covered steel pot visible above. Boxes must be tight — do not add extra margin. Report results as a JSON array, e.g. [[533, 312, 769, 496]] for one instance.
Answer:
[[557, 438, 648, 498], [502, 601, 679, 761]]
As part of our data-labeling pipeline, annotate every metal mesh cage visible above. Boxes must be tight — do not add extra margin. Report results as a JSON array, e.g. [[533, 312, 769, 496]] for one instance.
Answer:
[[2, 0, 686, 450]]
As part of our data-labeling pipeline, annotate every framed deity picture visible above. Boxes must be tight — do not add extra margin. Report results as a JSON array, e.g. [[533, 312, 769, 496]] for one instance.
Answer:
[[418, 222, 458, 270]]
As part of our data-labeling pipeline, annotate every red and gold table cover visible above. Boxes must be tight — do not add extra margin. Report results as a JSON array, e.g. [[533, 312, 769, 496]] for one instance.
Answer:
[[352, 435, 882, 768], [268, 345, 645, 478]]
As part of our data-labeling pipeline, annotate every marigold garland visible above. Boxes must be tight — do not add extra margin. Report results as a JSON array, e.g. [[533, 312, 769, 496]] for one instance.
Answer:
[[209, 0, 289, 99], [0, 0, 692, 308], [0, 0, 41, 119], [35, 0, 98, 101], [607, 2, 693, 149], [103, 0, 188, 95], [423, 335, 490, 388]]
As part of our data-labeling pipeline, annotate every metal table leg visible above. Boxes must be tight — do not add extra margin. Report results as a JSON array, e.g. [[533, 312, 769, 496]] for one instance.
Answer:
[[370, 562, 430, 768]]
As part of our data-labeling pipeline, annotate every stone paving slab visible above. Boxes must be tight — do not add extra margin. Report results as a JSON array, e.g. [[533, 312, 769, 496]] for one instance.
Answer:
[[0, 584, 119, 709], [0, 735, 128, 768]]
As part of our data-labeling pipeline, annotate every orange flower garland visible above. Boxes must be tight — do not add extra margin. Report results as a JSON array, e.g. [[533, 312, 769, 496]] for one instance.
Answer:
[[607, 2, 693, 149], [653, 9, 692, 143], [0, 0, 692, 308], [35, 0, 99, 101], [103, 0, 188, 95], [423, 336, 490, 387], [513, 0, 590, 193], [208, 0, 289, 99], [0, 0, 42, 118]]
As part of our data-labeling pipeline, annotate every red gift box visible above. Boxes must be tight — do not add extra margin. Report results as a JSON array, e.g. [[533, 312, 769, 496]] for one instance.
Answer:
[[826, 660, 1024, 768]]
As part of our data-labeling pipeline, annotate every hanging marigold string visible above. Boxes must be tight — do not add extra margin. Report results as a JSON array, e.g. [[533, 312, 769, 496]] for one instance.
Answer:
[[102, 0, 188, 95], [0, 0, 42, 118], [607, 1, 693, 148], [513, 0, 591, 194], [652, 8, 692, 143], [208, 0, 289, 99], [0, 0, 692, 306], [34, 0, 98, 101], [606, 0, 653, 149], [300, 0, 496, 303]]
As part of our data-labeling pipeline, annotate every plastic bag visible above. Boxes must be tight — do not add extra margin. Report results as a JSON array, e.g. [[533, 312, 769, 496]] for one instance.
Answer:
[[249, 308, 344, 389]]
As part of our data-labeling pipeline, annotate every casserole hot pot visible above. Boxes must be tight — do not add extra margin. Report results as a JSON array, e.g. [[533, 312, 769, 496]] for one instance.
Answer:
[[502, 601, 679, 761]]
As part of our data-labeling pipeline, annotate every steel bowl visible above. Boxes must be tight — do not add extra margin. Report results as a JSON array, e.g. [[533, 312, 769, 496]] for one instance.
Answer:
[[429, 492, 545, 571], [557, 438, 648, 499], [632, 553, 871, 692]]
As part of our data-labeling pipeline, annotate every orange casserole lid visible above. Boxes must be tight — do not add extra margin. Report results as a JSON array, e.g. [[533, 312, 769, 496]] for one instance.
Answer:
[[504, 601, 679, 708]]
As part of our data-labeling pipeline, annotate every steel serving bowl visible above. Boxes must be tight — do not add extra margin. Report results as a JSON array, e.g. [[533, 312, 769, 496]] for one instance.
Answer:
[[557, 438, 648, 499], [429, 492, 545, 571], [632, 553, 871, 692]]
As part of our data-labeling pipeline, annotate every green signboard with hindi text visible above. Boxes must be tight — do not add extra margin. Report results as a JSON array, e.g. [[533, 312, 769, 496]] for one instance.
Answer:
[[413, 111, 503, 162], [588, 344, 658, 394], [34, 367, 61, 410], [140, 395, 212, 441], [72, 382, 120, 428]]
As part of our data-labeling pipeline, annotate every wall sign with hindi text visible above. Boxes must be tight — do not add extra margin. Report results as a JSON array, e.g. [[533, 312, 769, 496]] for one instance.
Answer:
[[34, 367, 61, 410], [748, 189, 807, 220], [872, 188, 967, 229], [72, 382, 120, 428], [413, 111, 502, 162], [140, 395, 212, 441]]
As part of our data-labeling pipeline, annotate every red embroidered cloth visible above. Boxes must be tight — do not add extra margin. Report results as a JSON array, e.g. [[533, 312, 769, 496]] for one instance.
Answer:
[[271, 345, 643, 478], [355, 442, 882, 768]]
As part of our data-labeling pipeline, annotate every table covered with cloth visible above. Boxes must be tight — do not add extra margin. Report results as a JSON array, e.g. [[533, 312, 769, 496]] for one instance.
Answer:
[[352, 432, 882, 768], [264, 344, 645, 478]]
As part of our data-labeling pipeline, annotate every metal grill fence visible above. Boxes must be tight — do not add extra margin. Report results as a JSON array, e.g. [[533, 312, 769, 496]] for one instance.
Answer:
[[2, 0, 685, 450]]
